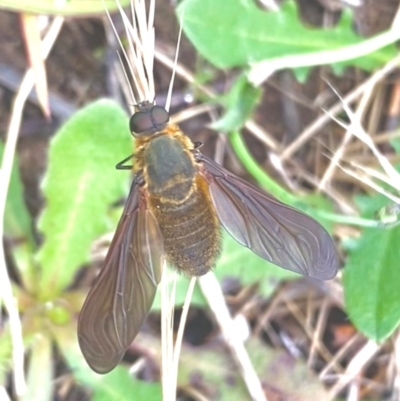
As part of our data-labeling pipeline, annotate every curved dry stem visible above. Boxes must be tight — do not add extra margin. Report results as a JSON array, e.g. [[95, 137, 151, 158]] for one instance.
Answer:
[[0, 16, 64, 397]]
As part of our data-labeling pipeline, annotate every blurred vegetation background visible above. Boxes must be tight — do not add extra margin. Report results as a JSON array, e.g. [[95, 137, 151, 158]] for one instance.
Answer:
[[1, 0, 400, 400]]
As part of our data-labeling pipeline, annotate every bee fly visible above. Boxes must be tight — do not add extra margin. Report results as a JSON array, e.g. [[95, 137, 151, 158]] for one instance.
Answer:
[[78, 102, 339, 373]]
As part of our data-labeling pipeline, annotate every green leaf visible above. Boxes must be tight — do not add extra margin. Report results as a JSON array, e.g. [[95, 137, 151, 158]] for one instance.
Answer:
[[0, 142, 33, 243], [0, 0, 131, 15], [376, 203, 400, 227], [354, 193, 392, 217], [178, 0, 397, 75], [91, 370, 161, 401], [343, 196, 400, 341], [0, 141, 36, 289], [35, 99, 131, 299], [390, 135, 400, 153], [211, 74, 261, 132]]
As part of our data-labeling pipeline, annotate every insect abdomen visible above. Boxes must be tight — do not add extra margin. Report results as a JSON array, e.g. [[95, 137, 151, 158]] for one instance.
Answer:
[[150, 175, 221, 276], [144, 134, 221, 276]]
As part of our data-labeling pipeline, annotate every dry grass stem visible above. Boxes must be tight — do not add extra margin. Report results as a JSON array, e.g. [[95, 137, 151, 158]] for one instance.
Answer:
[[171, 103, 217, 124], [104, 0, 155, 104], [171, 277, 197, 388], [282, 297, 341, 371], [199, 273, 268, 401], [319, 334, 361, 380], [308, 298, 330, 369], [318, 73, 376, 190], [325, 86, 400, 205], [0, 387, 11, 401], [160, 266, 176, 401], [254, 286, 286, 337], [153, 47, 280, 150], [165, 12, 184, 112], [330, 83, 400, 190], [280, 52, 400, 161], [328, 340, 380, 400], [20, 14, 50, 118], [0, 16, 64, 397]]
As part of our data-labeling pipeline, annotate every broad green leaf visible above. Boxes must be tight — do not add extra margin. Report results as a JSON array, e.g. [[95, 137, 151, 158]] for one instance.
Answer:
[[344, 195, 400, 341], [0, 0, 131, 15], [178, 0, 397, 76], [36, 99, 131, 299], [212, 74, 261, 132]]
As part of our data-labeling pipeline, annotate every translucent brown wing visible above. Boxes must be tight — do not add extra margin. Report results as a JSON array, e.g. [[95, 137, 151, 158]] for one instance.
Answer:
[[199, 155, 338, 280], [78, 181, 164, 374]]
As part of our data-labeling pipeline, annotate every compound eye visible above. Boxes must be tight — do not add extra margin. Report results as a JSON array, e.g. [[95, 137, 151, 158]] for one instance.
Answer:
[[129, 105, 170, 136], [129, 111, 153, 135], [151, 106, 170, 127]]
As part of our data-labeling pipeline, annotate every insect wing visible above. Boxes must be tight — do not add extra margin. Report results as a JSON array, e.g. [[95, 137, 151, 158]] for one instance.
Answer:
[[199, 155, 338, 280], [78, 183, 164, 374]]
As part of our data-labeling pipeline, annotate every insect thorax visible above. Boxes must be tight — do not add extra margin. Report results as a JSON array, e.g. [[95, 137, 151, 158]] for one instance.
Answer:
[[143, 134, 196, 202]]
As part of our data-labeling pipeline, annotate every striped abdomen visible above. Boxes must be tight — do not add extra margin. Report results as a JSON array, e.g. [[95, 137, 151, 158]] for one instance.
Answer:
[[144, 135, 221, 276]]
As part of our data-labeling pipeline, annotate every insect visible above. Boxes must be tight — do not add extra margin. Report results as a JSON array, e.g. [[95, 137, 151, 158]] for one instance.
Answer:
[[78, 102, 339, 373]]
